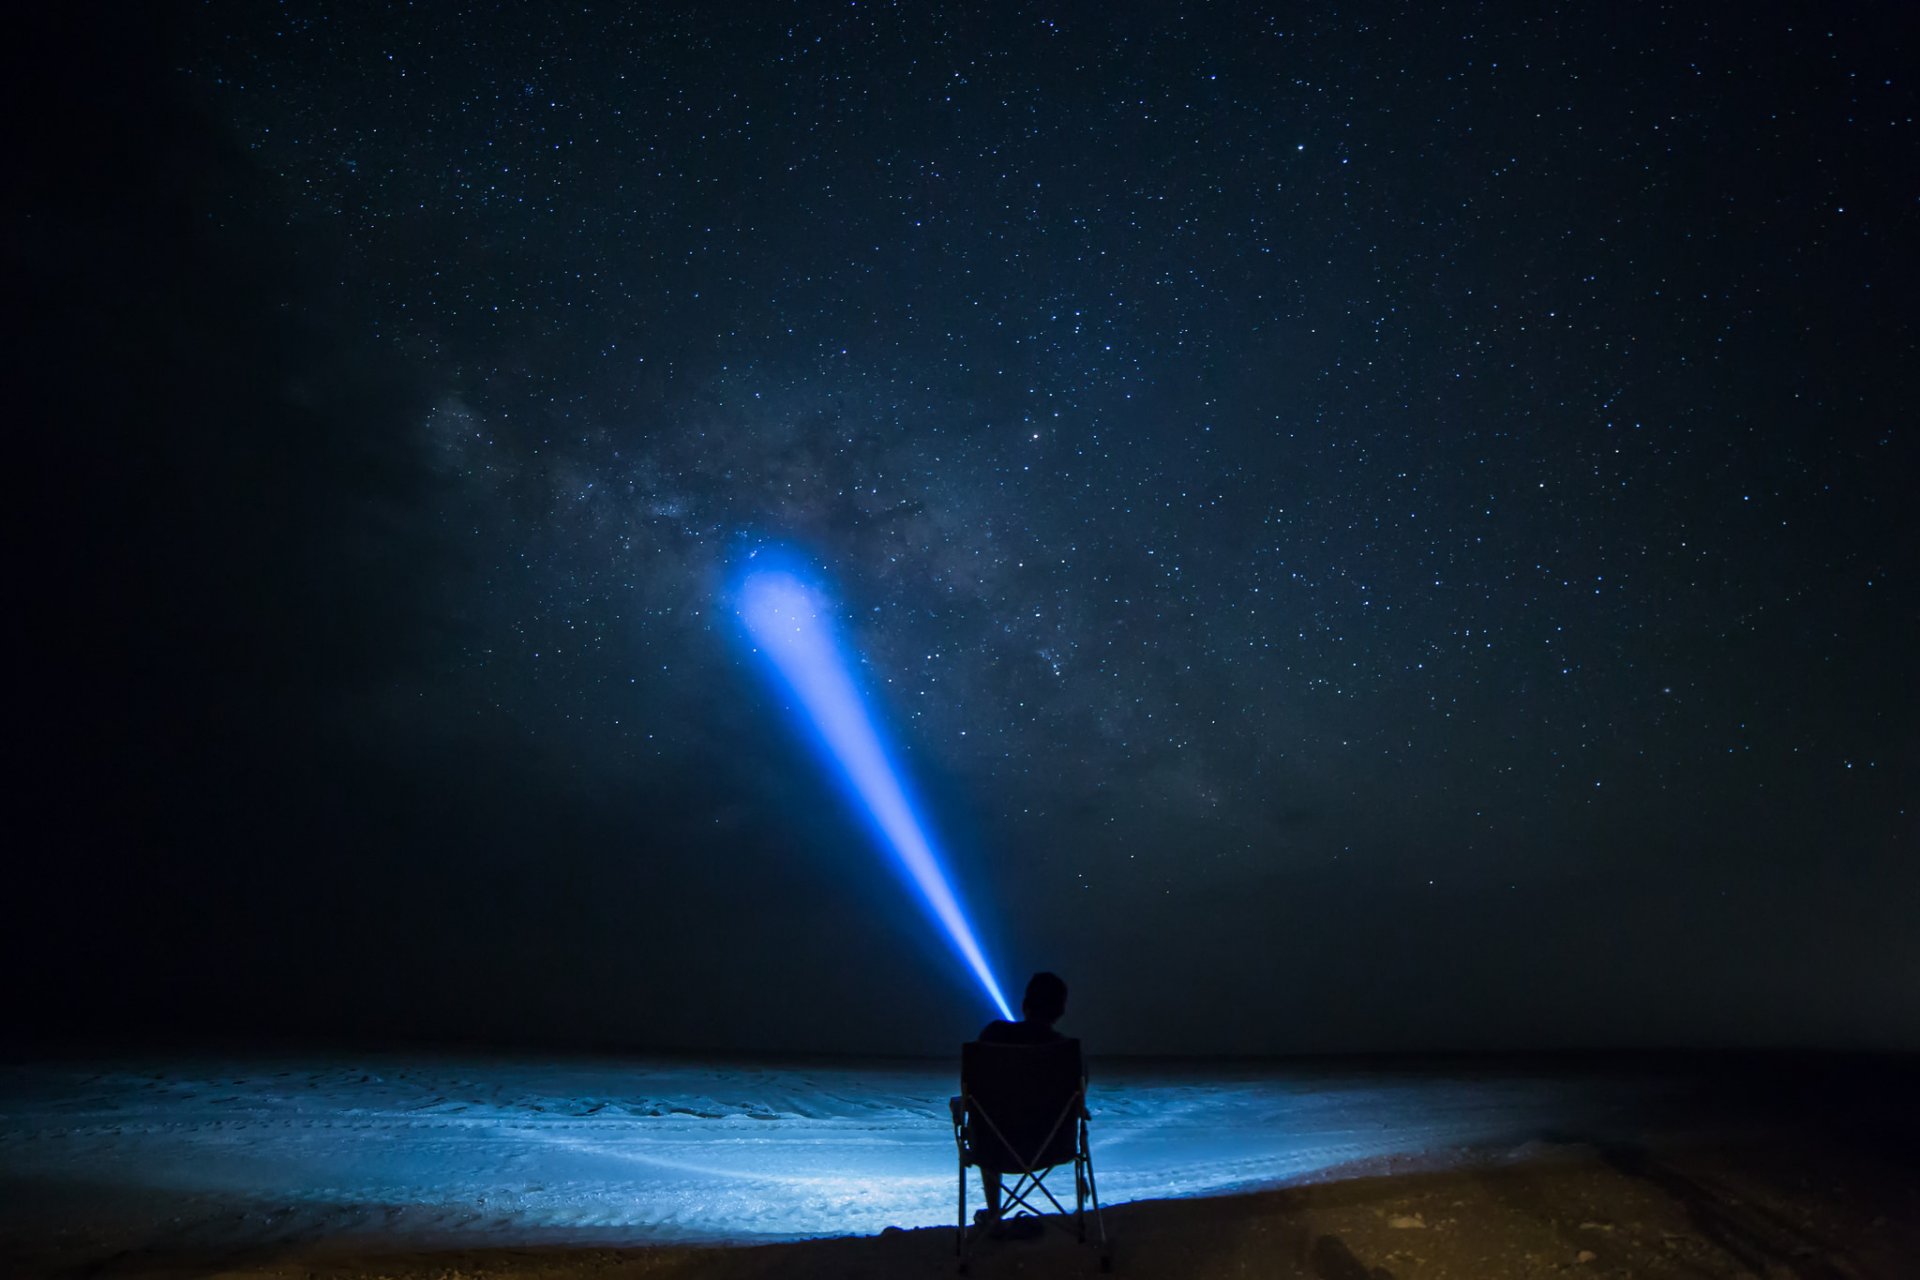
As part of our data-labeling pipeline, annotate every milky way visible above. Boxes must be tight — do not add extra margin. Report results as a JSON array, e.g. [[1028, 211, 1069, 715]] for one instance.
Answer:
[[20, 5, 1913, 1054]]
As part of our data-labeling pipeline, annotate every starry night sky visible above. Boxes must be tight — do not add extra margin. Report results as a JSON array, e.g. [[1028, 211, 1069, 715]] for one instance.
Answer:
[[13, 3, 1917, 1056]]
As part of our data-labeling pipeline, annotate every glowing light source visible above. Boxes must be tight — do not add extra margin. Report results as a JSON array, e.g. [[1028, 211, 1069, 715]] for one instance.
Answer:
[[736, 566, 1013, 1021]]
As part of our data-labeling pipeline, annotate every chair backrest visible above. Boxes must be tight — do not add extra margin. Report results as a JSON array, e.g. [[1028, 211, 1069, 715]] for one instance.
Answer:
[[961, 1037, 1084, 1173]]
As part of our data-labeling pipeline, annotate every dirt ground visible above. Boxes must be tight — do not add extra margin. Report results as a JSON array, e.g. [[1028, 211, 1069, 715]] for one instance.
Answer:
[[33, 1133, 1915, 1280]]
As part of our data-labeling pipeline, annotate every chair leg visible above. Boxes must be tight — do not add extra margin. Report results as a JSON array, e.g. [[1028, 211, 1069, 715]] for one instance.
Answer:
[[1080, 1122, 1110, 1266], [956, 1154, 968, 1269], [1076, 1153, 1087, 1242]]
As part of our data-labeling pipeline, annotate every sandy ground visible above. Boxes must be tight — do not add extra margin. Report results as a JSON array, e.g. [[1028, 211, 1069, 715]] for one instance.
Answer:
[[26, 1141, 1920, 1280], [2, 1054, 1914, 1278]]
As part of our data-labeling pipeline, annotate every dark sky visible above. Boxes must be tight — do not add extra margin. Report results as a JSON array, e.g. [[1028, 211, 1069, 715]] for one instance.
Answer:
[[13, 3, 1917, 1057]]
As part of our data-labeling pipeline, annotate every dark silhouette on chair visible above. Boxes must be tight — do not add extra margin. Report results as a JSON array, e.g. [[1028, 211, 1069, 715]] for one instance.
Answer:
[[951, 1035, 1109, 1272], [971, 971, 1071, 1221]]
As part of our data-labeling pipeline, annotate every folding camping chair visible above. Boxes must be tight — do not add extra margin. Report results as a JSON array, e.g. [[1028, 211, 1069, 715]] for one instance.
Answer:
[[951, 1037, 1110, 1273]]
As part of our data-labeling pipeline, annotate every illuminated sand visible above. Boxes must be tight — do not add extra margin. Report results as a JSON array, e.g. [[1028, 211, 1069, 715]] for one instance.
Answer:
[[7, 1053, 1892, 1274]]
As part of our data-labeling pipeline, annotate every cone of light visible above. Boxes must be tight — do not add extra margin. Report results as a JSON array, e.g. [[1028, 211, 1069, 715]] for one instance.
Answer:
[[736, 569, 1013, 1021]]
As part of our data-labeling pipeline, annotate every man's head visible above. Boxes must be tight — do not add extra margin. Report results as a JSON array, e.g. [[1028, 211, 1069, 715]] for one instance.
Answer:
[[1021, 971, 1068, 1027]]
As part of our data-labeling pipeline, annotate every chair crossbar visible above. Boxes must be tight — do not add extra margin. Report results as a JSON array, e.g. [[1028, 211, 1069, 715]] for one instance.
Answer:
[[998, 1167, 1072, 1220], [967, 1088, 1079, 1181]]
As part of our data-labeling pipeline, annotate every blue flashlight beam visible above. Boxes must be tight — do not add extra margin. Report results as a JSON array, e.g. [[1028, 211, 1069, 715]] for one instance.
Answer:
[[737, 570, 1014, 1022]]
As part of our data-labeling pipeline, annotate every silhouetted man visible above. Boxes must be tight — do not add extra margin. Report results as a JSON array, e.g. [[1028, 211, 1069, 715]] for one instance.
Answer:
[[973, 970, 1071, 1226]]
